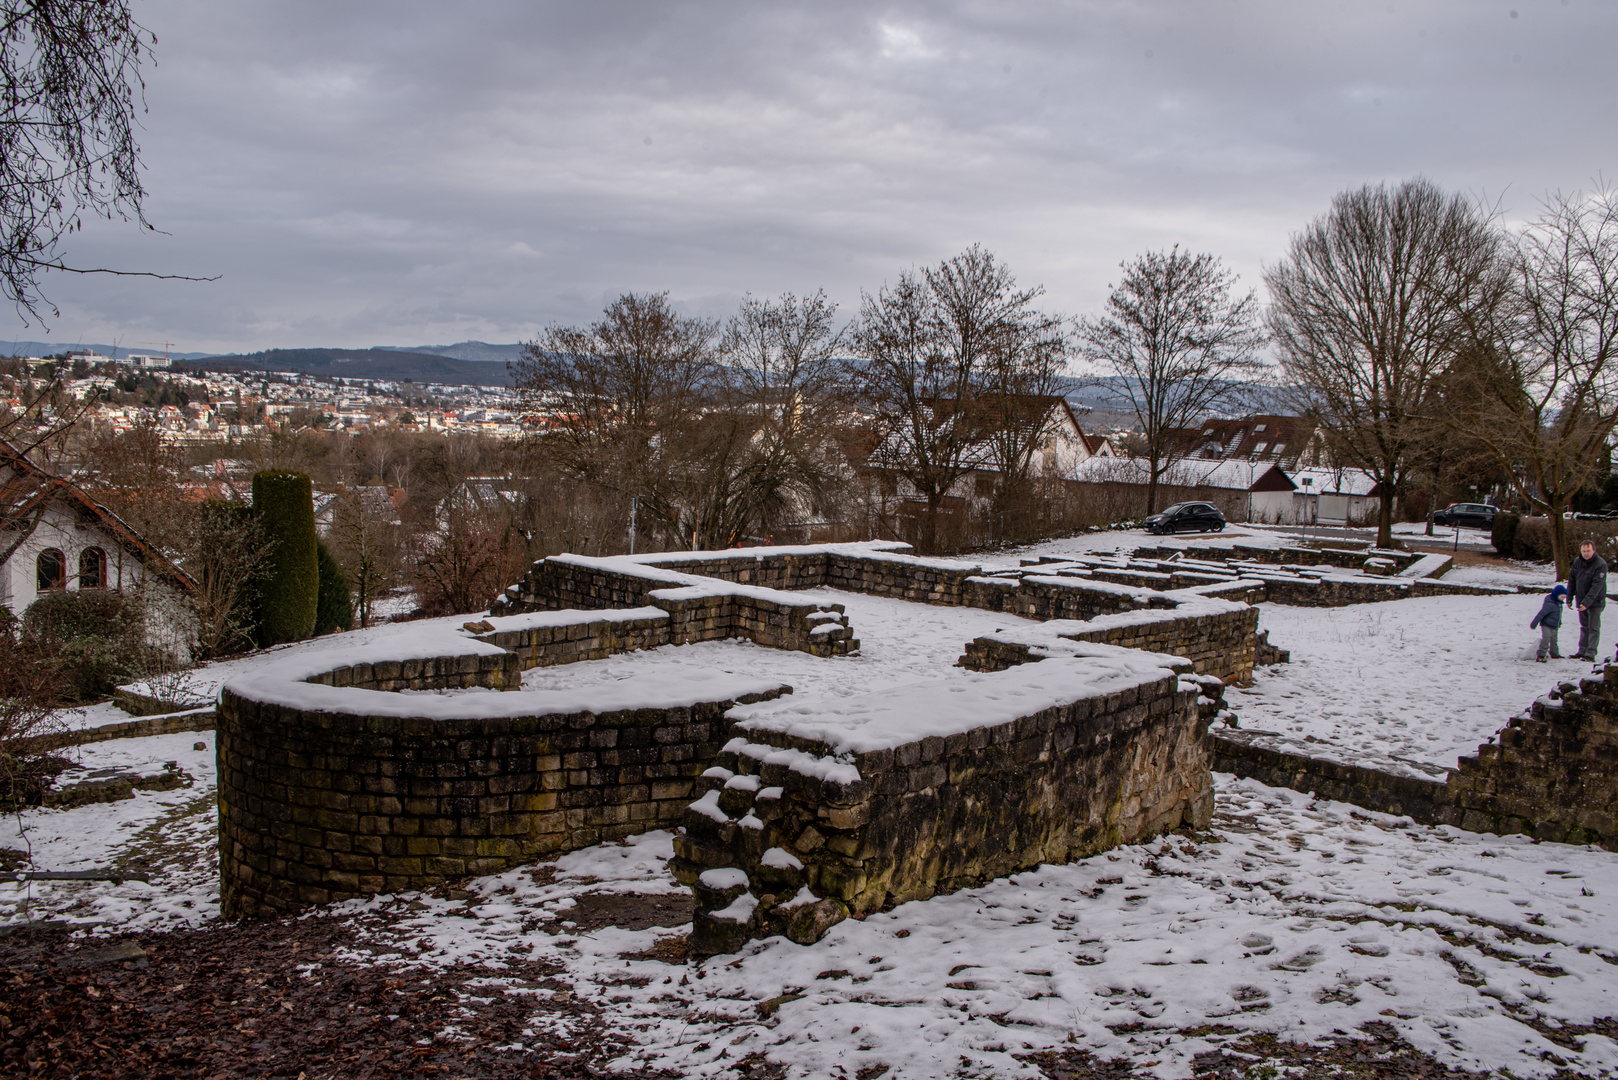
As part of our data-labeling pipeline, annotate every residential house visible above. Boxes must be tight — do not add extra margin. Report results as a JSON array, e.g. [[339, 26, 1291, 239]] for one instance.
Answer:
[[1173, 415, 1325, 471], [1, 437, 198, 652]]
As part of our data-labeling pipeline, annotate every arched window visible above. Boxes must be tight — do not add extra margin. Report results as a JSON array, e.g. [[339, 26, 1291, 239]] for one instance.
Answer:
[[36, 549, 65, 591], [79, 547, 107, 589]]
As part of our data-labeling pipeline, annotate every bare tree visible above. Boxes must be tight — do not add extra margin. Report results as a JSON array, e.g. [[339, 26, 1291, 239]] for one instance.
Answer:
[[706, 290, 850, 543], [0, 1, 211, 319], [0, 603, 64, 806], [852, 245, 1060, 553], [413, 500, 526, 617], [185, 500, 274, 658], [1449, 188, 1618, 576], [513, 292, 717, 547], [1266, 179, 1510, 548], [328, 486, 404, 628], [81, 417, 191, 552], [0, 372, 94, 568], [1076, 247, 1267, 516], [977, 301, 1071, 539]]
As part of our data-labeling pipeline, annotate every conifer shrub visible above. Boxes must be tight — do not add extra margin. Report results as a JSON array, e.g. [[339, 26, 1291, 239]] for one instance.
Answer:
[[251, 470, 318, 645], [314, 539, 354, 635]]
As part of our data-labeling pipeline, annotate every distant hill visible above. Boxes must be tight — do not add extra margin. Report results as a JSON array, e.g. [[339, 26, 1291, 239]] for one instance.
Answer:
[[191, 348, 516, 386], [2, 339, 214, 361], [1062, 375, 1294, 416], [375, 341, 525, 363]]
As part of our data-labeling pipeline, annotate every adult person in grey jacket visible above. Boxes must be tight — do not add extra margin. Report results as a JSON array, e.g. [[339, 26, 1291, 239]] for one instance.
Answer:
[[1568, 540, 1608, 661]]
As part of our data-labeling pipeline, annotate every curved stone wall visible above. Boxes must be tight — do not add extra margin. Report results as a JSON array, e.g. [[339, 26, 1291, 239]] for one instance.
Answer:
[[216, 629, 787, 918]]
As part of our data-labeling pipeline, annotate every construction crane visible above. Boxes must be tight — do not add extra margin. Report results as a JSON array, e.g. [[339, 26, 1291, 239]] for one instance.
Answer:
[[138, 340, 176, 362]]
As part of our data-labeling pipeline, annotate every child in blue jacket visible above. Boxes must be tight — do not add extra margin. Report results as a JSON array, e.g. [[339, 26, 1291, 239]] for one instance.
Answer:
[[1531, 584, 1567, 661]]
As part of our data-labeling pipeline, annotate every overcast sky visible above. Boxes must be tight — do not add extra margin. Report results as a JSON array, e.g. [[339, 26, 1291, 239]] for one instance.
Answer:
[[7, 0, 1612, 355]]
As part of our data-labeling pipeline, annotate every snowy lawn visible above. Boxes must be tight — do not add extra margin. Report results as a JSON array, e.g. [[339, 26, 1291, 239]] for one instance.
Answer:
[[983, 522, 1288, 568], [1243, 593, 1583, 768], [521, 587, 1045, 703], [2, 730, 219, 931], [12, 550, 1618, 1076], [326, 785, 1618, 1080]]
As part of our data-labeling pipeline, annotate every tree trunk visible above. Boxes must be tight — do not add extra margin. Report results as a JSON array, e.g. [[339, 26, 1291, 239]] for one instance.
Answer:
[[1377, 489, 1396, 549], [1551, 502, 1571, 579], [1145, 455, 1161, 517], [921, 491, 942, 555]]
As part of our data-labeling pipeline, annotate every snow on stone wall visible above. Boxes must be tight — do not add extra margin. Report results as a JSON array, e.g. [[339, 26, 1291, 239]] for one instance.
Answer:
[[672, 653, 1227, 955]]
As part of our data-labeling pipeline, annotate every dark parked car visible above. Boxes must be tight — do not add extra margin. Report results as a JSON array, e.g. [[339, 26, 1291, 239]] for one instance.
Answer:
[[1144, 502, 1226, 535], [1429, 502, 1498, 529]]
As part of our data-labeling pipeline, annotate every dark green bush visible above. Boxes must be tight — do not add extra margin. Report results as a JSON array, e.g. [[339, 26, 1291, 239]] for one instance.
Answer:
[[252, 470, 318, 646], [1491, 512, 1521, 556], [1573, 486, 1606, 515], [20, 590, 150, 703], [1512, 516, 1553, 561], [314, 539, 353, 635], [1512, 516, 1618, 566]]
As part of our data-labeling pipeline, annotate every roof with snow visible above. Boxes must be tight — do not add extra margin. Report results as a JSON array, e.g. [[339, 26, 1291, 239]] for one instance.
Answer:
[[1067, 455, 1293, 492]]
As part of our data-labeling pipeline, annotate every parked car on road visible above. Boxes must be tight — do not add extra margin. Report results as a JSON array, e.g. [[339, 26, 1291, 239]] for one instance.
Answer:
[[1429, 502, 1498, 529], [1144, 502, 1227, 535]]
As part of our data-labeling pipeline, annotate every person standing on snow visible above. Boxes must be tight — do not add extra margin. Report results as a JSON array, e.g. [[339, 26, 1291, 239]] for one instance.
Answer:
[[1531, 584, 1567, 662], [1567, 540, 1608, 661]]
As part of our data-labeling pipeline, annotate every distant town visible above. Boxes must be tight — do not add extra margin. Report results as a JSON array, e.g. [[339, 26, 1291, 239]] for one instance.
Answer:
[[3, 348, 524, 445]]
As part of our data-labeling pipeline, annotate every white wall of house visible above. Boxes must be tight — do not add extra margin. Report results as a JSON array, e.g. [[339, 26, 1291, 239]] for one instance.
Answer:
[[1, 501, 193, 658], [1246, 489, 1297, 524]]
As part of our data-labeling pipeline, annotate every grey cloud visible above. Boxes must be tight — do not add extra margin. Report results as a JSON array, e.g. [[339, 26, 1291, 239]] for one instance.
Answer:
[[9, 0, 1613, 353]]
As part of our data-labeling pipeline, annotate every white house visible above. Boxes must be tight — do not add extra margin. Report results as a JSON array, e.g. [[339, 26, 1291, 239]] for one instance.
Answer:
[[1286, 467, 1383, 526], [1066, 454, 1385, 526], [1067, 455, 1296, 522], [1, 438, 197, 647]]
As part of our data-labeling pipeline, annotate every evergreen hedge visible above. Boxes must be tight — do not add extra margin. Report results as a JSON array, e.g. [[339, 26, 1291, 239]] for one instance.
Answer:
[[1491, 512, 1521, 557], [252, 470, 318, 646], [314, 539, 354, 635]]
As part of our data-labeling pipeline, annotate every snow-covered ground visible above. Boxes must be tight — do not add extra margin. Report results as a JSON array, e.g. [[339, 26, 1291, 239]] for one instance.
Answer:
[[328, 791, 1618, 1080], [10, 552, 1618, 1077], [522, 588, 1045, 706], [2, 730, 219, 931], [981, 523, 1288, 568], [1240, 594, 1581, 767], [1393, 520, 1495, 542]]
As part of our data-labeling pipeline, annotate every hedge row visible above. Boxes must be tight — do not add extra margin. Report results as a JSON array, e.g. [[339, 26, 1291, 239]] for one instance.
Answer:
[[1493, 513, 1618, 565]]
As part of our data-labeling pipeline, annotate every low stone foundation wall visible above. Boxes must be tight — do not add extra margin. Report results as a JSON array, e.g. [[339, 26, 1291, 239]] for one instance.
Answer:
[[1209, 730, 1456, 824], [472, 608, 672, 668], [218, 541, 1285, 927], [1212, 665, 1618, 850], [301, 650, 523, 692], [217, 659, 788, 917], [672, 653, 1220, 955], [1448, 668, 1618, 845], [958, 602, 1260, 685], [491, 555, 857, 657]]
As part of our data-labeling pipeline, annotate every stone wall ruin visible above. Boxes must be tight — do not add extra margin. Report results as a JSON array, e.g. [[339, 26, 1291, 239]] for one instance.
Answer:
[[218, 540, 1272, 942]]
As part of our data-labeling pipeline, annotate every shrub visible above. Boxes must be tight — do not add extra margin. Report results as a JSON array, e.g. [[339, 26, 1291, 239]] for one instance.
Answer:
[[20, 589, 151, 703], [189, 500, 274, 658], [314, 539, 354, 635], [0, 604, 67, 807], [1511, 516, 1553, 562], [1512, 516, 1618, 567], [1491, 512, 1521, 556], [252, 470, 318, 646]]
